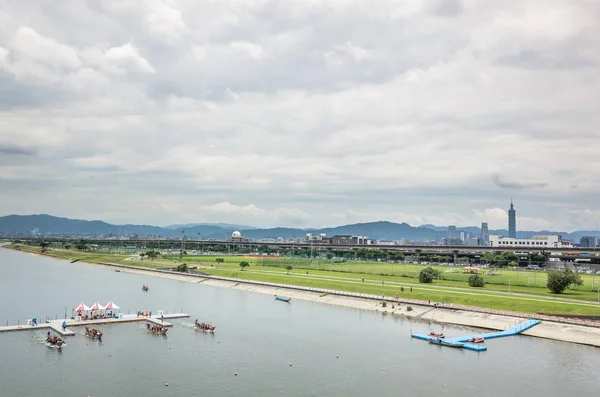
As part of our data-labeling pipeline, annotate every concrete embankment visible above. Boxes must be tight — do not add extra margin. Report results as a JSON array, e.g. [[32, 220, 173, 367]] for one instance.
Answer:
[[83, 261, 600, 348]]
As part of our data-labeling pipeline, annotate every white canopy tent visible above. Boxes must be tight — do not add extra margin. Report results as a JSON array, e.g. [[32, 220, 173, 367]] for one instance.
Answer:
[[104, 301, 120, 310], [72, 302, 91, 311], [104, 301, 122, 318], [89, 302, 106, 311]]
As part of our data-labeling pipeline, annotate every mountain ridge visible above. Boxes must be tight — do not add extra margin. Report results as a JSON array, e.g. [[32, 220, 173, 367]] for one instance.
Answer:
[[1, 214, 598, 242]]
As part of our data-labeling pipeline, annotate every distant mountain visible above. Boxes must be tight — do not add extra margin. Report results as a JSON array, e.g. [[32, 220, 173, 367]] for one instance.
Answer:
[[419, 224, 448, 232], [1, 214, 598, 242], [234, 221, 445, 241], [0, 214, 170, 236], [165, 223, 257, 231]]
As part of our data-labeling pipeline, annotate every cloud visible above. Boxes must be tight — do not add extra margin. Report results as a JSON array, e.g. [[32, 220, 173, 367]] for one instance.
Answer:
[[0, 143, 37, 156], [492, 174, 548, 190], [104, 43, 156, 74], [199, 202, 312, 227], [0, 0, 598, 232]]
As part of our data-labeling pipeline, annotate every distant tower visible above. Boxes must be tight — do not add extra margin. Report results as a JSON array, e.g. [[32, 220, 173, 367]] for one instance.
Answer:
[[508, 200, 516, 238], [481, 222, 489, 245], [448, 225, 457, 239]]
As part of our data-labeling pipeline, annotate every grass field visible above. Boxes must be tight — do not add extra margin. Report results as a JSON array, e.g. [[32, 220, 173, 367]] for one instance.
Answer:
[[161, 254, 600, 299], [6, 246, 600, 316]]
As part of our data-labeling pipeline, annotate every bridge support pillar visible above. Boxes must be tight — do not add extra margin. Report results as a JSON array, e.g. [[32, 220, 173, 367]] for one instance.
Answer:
[[414, 249, 422, 263], [542, 252, 551, 268], [453, 250, 459, 265]]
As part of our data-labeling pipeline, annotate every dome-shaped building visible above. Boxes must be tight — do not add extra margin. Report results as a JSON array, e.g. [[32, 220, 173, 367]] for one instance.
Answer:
[[231, 230, 247, 243]]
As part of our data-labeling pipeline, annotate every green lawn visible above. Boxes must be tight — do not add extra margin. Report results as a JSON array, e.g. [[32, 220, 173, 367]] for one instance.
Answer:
[[197, 267, 599, 316], [161, 254, 599, 302]]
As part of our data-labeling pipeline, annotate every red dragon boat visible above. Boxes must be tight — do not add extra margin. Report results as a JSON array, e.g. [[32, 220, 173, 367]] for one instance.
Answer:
[[146, 322, 167, 335], [46, 332, 64, 348], [194, 320, 216, 333], [85, 326, 103, 340]]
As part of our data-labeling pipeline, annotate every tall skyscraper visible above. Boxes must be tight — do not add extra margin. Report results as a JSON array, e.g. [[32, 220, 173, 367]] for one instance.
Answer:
[[448, 225, 457, 239], [508, 200, 516, 238], [481, 222, 489, 245]]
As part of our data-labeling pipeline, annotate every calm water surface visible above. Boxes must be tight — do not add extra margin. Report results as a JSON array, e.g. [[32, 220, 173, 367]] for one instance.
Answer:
[[0, 247, 598, 397]]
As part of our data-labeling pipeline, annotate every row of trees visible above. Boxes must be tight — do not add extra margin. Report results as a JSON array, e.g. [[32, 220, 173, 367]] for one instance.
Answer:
[[480, 252, 547, 267]]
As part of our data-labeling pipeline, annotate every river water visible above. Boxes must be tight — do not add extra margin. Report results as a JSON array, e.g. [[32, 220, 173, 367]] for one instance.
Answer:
[[0, 248, 598, 397]]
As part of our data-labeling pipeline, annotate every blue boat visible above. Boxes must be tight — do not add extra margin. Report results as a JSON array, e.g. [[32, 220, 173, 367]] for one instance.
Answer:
[[275, 295, 291, 302]]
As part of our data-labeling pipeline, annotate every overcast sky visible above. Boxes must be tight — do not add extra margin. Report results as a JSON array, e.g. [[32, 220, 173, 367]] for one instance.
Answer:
[[1, 0, 599, 231]]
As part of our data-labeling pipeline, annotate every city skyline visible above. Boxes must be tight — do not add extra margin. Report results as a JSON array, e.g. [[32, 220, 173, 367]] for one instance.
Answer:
[[1, 1, 599, 231]]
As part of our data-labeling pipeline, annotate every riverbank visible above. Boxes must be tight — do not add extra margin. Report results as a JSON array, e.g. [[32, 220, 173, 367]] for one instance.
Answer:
[[80, 260, 600, 348]]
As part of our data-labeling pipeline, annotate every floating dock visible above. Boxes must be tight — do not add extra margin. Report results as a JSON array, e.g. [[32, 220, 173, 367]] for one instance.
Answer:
[[411, 319, 541, 352], [0, 313, 190, 336]]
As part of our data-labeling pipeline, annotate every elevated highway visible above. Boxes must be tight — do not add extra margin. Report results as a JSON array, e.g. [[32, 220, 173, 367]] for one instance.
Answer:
[[4, 236, 600, 258]]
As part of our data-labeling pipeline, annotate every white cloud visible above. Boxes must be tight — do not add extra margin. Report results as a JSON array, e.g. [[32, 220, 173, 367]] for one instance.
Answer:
[[2, 27, 81, 83], [0, 0, 598, 231], [104, 43, 156, 74], [144, 0, 187, 41], [200, 202, 311, 227], [229, 41, 265, 60]]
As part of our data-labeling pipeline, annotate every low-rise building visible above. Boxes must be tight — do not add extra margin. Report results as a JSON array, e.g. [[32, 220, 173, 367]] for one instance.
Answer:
[[376, 240, 396, 245], [489, 235, 561, 248], [443, 237, 464, 246], [331, 235, 369, 245]]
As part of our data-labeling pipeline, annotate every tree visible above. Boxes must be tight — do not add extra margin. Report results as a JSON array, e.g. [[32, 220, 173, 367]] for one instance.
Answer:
[[481, 253, 499, 266], [215, 258, 224, 263], [239, 261, 249, 270], [468, 274, 485, 287], [64, 244, 71, 250], [389, 252, 405, 261], [146, 251, 158, 261], [139, 253, 146, 260], [75, 239, 88, 251], [285, 265, 293, 274], [40, 241, 49, 253], [419, 267, 441, 283], [355, 248, 369, 260], [528, 252, 546, 266], [176, 263, 188, 272], [547, 269, 583, 294], [501, 252, 519, 266]]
